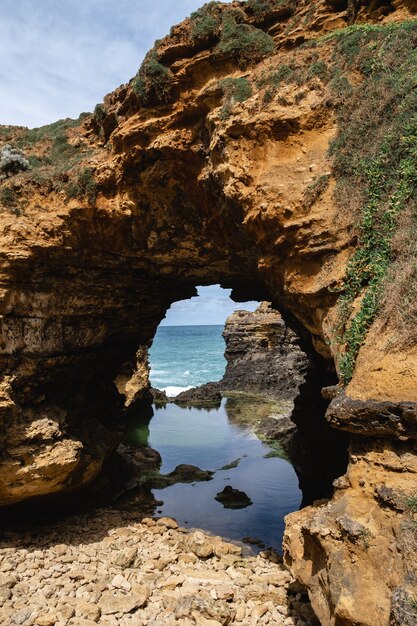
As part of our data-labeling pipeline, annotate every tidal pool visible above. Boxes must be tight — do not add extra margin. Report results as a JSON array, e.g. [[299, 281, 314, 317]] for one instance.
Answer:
[[125, 398, 302, 551]]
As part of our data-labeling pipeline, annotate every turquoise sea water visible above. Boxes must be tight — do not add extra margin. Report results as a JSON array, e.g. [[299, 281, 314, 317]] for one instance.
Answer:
[[149, 325, 226, 395]]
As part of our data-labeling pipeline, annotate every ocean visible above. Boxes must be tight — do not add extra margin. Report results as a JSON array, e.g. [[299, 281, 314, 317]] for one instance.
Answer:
[[149, 324, 226, 395]]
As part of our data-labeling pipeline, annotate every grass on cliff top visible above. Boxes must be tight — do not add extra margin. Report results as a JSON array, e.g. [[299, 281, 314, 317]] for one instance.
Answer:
[[133, 4, 275, 105], [0, 114, 97, 208]]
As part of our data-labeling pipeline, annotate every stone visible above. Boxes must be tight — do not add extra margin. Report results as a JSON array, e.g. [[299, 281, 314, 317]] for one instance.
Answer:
[[35, 613, 59, 626], [148, 465, 214, 489], [75, 600, 101, 622], [215, 486, 253, 510], [99, 587, 149, 615], [110, 575, 131, 592], [186, 532, 215, 559], [112, 548, 137, 569]]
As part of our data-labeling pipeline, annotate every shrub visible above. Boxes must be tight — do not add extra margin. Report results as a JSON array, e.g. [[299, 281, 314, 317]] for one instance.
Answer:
[[94, 104, 106, 123], [132, 50, 174, 105], [245, 0, 296, 17], [219, 77, 253, 118], [0, 144, 29, 177], [0, 187, 17, 207], [190, 2, 222, 40], [220, 77, 253, 103], [217, 12, 274, 66], [308, 59, 328, 81], [67, 167, 97, 205]]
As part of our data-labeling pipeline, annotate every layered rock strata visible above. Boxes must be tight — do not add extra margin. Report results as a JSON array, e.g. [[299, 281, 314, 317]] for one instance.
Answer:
[[0, 0, 416, 623], [221, 303, 311, 400]]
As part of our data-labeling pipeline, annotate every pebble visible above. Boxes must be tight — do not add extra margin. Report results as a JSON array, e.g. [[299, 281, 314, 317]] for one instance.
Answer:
[[0, 509, 317, 626]]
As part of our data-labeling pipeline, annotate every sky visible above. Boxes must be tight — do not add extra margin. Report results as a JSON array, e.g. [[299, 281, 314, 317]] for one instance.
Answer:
[[0, 0, 233, 128], [161, 286, 258, 326], [1, 0, 256, 326]]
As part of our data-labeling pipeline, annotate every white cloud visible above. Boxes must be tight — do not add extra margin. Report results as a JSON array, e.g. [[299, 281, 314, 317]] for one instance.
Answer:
[[0, 0, 231, 127], [161, 286, 259, 326]]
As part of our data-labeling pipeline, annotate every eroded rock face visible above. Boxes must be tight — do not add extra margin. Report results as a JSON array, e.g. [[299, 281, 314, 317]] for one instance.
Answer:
[[222, 302, 311, 399], [0, 0, 417, 623]]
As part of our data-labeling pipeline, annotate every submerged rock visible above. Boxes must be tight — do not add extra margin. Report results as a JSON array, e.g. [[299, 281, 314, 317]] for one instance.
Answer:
[[215, 486, 253, 509], [147, 464, 214, 489]]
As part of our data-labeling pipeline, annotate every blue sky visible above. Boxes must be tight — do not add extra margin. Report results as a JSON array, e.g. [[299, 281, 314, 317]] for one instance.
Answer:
[[0, 0, 233, 127], [161, 286, 258, 326], [1, 0, 257, 325]]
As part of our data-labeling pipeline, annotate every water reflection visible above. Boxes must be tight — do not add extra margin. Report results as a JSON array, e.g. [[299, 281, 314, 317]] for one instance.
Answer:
[[124, 397, 302, 551]]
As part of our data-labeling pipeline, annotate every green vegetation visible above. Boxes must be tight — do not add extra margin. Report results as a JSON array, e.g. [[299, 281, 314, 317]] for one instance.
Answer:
[[250, 20, 417, 382], [0, 187, 17, 208], [132, 50, 174, 105], [67, 167, 97, 205], [219, 77, 253, 118], [245, 0, 296, 17], [218, 12, 274, 66], [357, 529, 373, 551], [307, 59, 328, 81], [94, 103, 106, 123], [321, 21, 417, 382], [406, 495, 417, 514], [0, 115, 96, 206], [220, 77, 253, 103], [303, 174, 330, 209], [190, 2, 222, 40]]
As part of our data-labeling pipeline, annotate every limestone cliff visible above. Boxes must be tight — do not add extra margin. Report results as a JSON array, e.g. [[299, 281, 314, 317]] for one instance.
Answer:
[[221, 302, 310, 398], [0, 0, 417, 623]]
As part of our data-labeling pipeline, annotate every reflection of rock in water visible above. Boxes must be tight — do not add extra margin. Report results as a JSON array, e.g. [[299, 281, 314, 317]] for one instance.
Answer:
[[215, 486, 253, 509], [147, 464, 214, 489]]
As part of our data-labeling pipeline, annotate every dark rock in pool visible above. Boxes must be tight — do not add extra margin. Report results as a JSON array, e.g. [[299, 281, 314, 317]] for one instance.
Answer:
[[148, 464, 214, 489], [118, 444, 162, 474], [150, 387, 169, 405], [258, 412, 296, 440], [215, 486, 253, 509], [242, 536, 266, 548], [174, 382, 222, 408]]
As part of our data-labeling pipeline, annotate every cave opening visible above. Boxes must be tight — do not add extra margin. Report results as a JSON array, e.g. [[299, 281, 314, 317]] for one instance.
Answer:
[[116, 284, 349, 550]]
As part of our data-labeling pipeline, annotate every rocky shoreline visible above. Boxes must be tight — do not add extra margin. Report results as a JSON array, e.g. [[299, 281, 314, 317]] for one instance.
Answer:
[[0, 510, 317, 626]]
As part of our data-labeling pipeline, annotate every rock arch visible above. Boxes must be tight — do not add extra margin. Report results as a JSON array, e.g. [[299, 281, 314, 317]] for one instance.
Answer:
[[1, 1, 417, 623]]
